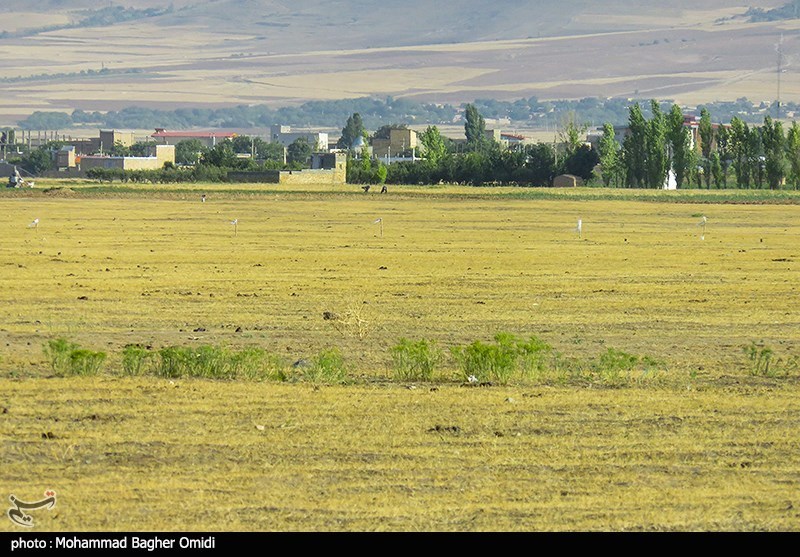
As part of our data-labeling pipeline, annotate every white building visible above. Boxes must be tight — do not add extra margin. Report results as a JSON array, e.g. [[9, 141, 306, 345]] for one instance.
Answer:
[[270, 125, 328, 152]]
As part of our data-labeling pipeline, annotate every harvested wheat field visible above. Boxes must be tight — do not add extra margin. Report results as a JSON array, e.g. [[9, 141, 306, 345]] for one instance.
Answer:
[[1, 182, 799, 532]]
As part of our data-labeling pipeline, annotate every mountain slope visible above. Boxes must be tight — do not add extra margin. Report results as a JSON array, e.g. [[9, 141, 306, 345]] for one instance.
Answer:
[[0, 1, 795, 124]]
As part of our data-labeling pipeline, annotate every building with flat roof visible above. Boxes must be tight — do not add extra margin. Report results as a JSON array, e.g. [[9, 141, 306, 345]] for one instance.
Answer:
[[79, 144, 175, 171], [270, 125, 328, 152], [371, 127, 418, 158], [99, 129, 136, 151], [151, 129, 237, 148]]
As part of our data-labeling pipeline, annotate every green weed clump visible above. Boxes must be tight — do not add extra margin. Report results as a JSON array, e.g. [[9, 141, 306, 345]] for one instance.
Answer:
[[743, 341, 798, 377], [43, 338, 106, 376], [154, 346, 190, 378], [390, 338, 443, 381], [450, 333, 555, 385], [590, 347, 665, 386], [152, 345, 288, 380], [121, 344, 153, 376], [301, 348, 350, 385], [68, 349, 107, 376], [44, 338, 78, 375], [230, 348, 287, 382]]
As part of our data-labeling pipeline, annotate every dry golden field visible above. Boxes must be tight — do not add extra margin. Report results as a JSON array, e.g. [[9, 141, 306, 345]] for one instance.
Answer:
[[1, 182, 799, 531]]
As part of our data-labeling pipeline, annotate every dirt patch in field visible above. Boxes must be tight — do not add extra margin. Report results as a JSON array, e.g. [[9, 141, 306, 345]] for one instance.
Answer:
[[42, 187, 77, 197]]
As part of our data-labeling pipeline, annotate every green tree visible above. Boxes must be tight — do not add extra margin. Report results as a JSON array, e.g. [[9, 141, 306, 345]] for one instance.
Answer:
[[107, 140, 131, 156], [175, 139, 205, 165], [200, 140, 237, 167], [286, 137, 312, 166], [129, 141, 153, 157], [715, 124, 731, 187], [419, 125, 448, 165], [559, 111, 588, 160], [747, 126, 765, 188], [787, 121, 800, 188], [232, 135, 257, 156], [20, 147, 53, 174], [374, 162, 388, 184], [645, 100, 668, 189], [667, 104, 691, 188], [622, 103, 647, 187], [729, 117, 750, 187], [563, 144, 599, 181], [523, 143, 558, 186], [258, 141, 286, 163], [598, 123, 620, 187], [761, 116, 787, 189], [337, 113, 366, 150], [464, 103, 487, 151], [687, 146, 702, 188], [710, 151, 724, 188], [698, 107, 714, 188], [360, 145, 372, 172]]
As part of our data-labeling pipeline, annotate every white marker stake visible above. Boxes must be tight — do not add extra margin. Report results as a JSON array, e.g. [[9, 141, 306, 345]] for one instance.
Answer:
[[699, 215, 707, 240], [576, 218, 582, 238], [231, 219, 238, 236], [373, 218, 383, 238]]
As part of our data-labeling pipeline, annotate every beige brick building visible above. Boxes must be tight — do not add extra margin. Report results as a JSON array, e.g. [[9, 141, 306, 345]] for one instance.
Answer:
[[371, 128, 418, 158], [79, 145, 175, 171]]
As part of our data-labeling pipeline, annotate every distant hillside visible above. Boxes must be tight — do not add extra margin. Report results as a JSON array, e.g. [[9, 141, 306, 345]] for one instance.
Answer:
[[0, 1, 795, 125], [2, 1, 784, 49]]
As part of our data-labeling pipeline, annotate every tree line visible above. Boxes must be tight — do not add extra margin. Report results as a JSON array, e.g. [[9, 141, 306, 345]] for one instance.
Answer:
[[597, 101, 800, 189], [15, 95, 790, 132], [11, 100, 800, 189], [345, 105, 597, 186]]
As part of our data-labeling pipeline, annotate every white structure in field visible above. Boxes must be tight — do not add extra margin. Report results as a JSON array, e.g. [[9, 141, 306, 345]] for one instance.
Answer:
[[663, 169, 677, 190]]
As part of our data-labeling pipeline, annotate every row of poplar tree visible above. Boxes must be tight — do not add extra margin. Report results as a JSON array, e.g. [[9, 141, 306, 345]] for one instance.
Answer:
[[597, 100, 800, 189]]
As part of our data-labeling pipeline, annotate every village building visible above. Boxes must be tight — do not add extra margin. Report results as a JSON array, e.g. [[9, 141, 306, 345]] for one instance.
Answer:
[[371, 128, 418, 158], [151, 129, 237, 148], [270, 125, 328, 152], [78, 144, 176, 171], [227, 152, 346, 185]]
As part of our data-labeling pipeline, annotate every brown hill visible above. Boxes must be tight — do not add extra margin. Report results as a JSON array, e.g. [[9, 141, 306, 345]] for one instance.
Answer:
[[0, 1, 796, 123]]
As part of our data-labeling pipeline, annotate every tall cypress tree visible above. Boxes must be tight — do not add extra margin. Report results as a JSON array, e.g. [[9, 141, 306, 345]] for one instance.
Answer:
[[645, 100, 668, 189], [337, 113, 365, 150], [667, 104, 690, 189], [730, 117, 750, 187], [787, 121, 800, 189], [762, 116, 787, 190], [622, 103, 647, 187], [464, 104, 487, 150], [598, 122, 620, 187], [698, 107, 714, 188]]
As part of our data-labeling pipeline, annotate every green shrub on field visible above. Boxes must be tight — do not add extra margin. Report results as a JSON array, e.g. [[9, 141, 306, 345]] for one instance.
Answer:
[[121, 344, 153, 376], [44, 338, 79, 375], [154, 346, 190, 378], [590, 347, 665, 386], [68, 349, 107, 376], [743, 341, 799, 377], [450, 333, 554, 385], [151, 345, 288, 380], [43, 338, 106, 376], [390, 338, 443, 381], [301, 348, 350, 384], [230, 347, 287, 381]]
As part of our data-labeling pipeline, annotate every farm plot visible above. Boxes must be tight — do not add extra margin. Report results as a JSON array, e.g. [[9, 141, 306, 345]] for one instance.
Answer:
[[1, 185, 799, 531]]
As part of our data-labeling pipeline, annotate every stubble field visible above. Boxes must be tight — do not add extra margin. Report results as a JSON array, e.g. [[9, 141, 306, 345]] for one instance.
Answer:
[[1, 182, 799, 531]]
